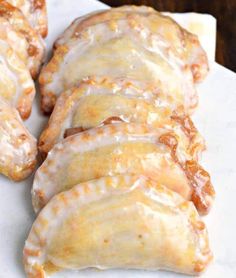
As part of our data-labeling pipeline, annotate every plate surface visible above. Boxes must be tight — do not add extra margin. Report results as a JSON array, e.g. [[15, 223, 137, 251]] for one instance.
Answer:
[[0, 0, 236, 277]]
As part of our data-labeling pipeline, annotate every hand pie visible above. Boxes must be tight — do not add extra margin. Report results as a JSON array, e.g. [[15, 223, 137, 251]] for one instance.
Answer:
[[6, 0, 48, 37], [32, 123, 214, 214], [55, 5, 208, 83], [24, 175, 213, 277], [38, 77, 205, 158], [0, 97, 37, 181], [39, 10, 206, 114], [0, 40, 35, 119], [0, 0, 45, 78]]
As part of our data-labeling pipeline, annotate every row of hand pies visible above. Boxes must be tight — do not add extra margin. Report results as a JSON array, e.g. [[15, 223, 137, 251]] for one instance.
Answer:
[[24, 5, 214, 277], [0, 0, 47, 180]]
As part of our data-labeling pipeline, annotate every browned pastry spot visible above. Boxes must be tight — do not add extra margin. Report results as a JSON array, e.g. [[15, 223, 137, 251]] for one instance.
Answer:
[[64, 127, 85, 138], [33, 189, 46, 211], [102, 116, 124, 125], [43, 261, 61, 275], [8, 159, 36, 181], [28, 44, 39, 57], [33, 0, 45, 10], [41, 93, 57, 115]]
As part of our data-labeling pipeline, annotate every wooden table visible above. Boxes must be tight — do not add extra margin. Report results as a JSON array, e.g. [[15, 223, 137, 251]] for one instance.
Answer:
[[101, 0, 236, 72]]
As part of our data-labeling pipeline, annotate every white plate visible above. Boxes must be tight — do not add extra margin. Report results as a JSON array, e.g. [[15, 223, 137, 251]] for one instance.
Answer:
[[0, 0, 236, 277]]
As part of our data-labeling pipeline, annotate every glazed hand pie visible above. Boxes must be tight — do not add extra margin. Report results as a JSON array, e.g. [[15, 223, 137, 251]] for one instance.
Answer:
[[38, 77, 205, 158], [32, 123, 214, 214], [0, 97, 37, 181], [55, 5, 208, 83], [0, 39, 35, 119], [6, 0, 48, 37], [24, 175, 213, 277], [39, 8, 208, 114], [0, 0, 45, 78]]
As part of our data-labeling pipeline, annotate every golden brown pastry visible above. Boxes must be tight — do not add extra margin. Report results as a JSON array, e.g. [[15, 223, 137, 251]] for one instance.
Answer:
[[6, 0, 48, 37], [55, 5, 208, 83], [32, 123, 214, 214], [0, 0, 45, 78], [24, 175, 213, 277], [39, 6, 208, 114], [38, 77, 205, 158], [0, 97, 37, 181], [54, 6, 156, 47], [0, 39, 35, 119], [23, 6, 215, 278]]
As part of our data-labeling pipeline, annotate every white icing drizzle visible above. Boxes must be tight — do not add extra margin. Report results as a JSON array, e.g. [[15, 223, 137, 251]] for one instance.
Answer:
[[25, 175, 212, 276], [33, 123, 192, 212], [41, 15, 200, 114]]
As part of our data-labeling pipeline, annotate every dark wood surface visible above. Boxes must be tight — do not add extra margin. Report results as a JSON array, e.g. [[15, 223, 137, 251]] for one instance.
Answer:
[[101, 0, 236, 72]]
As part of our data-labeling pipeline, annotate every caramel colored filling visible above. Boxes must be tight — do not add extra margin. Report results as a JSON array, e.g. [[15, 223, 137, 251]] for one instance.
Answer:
[[159, 132, 214, 215]]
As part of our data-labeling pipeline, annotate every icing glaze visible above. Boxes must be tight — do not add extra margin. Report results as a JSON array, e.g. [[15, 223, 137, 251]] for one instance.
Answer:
[[25, 175, 213, 277], [38, 76, 205, 158], [39, 7, 208, 114], [33, 123, 214, 214]]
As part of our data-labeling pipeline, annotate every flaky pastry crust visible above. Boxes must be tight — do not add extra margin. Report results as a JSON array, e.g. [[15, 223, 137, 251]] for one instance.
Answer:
[[39, 6, 208, 114], [55, 5, 208, 83], [25, 175, 213, 277], [38, 77, 205, 158]]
